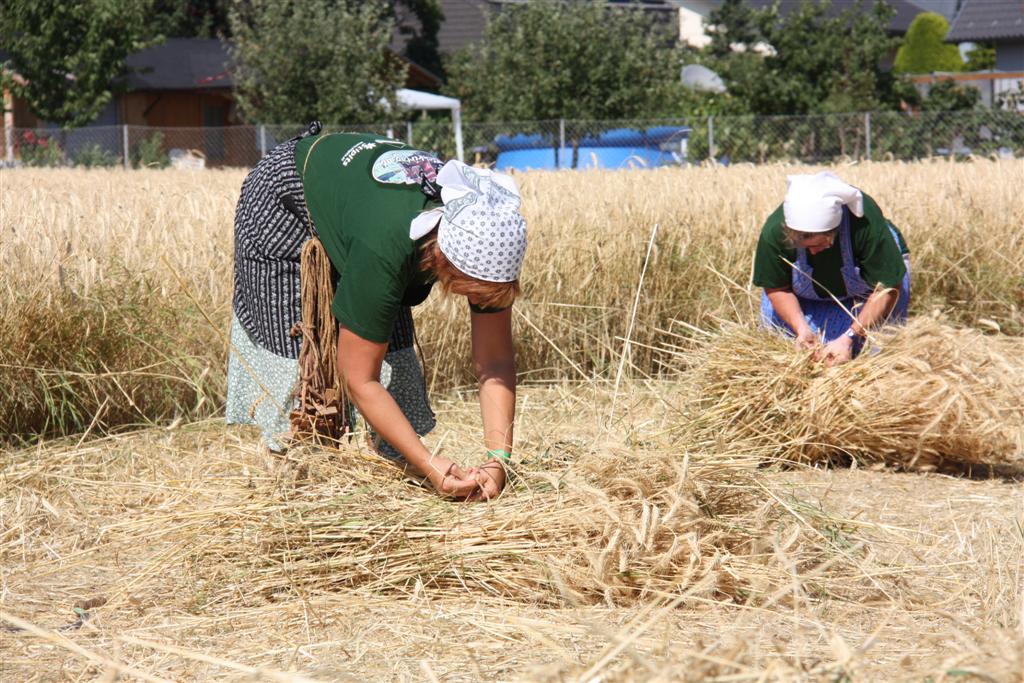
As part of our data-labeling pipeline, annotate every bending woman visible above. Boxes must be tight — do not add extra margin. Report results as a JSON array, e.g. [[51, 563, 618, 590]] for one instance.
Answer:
[[753, 172, 911, 365], [227, 123, 527, 499]]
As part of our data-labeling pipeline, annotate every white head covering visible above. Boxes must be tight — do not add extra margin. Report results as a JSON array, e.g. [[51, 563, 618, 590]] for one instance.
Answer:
[[782, 172, 865, 233], [409, 160, 527, 283]]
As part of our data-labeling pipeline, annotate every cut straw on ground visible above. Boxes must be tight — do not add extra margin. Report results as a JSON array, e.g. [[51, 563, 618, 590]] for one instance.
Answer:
[[665, 315, 1024, 473]]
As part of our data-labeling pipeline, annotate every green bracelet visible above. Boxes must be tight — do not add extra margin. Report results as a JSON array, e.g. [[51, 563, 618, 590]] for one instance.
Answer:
[[487, 449, 512, 461]]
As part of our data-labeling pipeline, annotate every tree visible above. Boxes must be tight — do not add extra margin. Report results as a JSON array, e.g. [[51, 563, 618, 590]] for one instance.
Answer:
[[228, 0, 406, 125], [392, 0, 445, 79], [704, 0, 906, 116], [894, 12, 963, 74], [0, 0, 152, 128], [444, 0, 687, 122], [151, 0, 231, 38]]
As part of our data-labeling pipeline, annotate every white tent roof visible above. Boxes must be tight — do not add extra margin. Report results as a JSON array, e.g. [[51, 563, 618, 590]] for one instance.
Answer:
[[397, 88, 461, 111], [396, 89, 464, 162]]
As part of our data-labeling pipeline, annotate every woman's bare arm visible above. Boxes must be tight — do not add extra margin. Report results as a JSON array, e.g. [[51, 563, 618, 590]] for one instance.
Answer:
[[337, 327, 478, 497], [765, 287, 817, 349], [465, 307, 516, 500]]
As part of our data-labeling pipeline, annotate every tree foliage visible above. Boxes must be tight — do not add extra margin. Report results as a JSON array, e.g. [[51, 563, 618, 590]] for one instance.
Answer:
[[392, 0, 445, 79], [444, 0, 687, 121], [0, 0, 152, 127], [151, 0, 230, 38], [704, 0, 909, 115], [228, 0, 406, 125], [964, 43, 996, 71], [893, 12, 963, 74]]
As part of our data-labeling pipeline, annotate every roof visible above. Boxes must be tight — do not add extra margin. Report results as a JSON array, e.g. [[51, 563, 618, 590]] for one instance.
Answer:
[[436, 0, 493, 53], [908, 0, 960, 22], [434, 0, 679, 53], [3, 42, 232, 90], [7, 39, 437, 95], [947, 0, 1024, 42], [125, 38, 233, 90], [397, 88, 460, 110], [747, 0, 928, 34]]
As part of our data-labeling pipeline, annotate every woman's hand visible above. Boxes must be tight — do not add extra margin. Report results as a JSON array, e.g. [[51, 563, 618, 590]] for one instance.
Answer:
[[465, 459, 507, 502], [794, 325, 819, 351], [816, 334, 854, 366], [765, 289, 817, 351], [424, 456, 481, 498]]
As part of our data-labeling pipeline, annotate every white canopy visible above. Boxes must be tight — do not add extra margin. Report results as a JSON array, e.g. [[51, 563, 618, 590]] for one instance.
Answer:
[[396, 88, 464, 162]]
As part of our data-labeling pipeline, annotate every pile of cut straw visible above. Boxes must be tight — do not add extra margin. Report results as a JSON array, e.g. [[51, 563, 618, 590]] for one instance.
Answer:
[[670, 317, 1024, 472], [112, 444, 766, 608]]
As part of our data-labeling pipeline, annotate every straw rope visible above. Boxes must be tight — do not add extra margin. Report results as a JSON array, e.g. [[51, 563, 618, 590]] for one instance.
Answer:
[[287, 131, 349, 444], [286, 238, 348, 443]]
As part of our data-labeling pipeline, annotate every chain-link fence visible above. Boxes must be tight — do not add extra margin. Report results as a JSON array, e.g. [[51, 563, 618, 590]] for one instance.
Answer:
[[3, 109, 1023, 170], [0, 123, 400, 170]]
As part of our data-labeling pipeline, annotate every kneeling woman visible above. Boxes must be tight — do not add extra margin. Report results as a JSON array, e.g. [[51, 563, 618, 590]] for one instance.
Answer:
[[753, 172, 910, 365], [227, 124, 527, 500]]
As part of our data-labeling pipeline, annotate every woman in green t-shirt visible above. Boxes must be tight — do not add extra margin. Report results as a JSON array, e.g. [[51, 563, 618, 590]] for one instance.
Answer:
[[228, 125, 527, 501], [752, 172, 911, 365]]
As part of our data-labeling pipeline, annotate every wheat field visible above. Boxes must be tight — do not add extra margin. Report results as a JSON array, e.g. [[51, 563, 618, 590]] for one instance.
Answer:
[[1, 160, 1023, 681], [2, 159, 1022, 439]]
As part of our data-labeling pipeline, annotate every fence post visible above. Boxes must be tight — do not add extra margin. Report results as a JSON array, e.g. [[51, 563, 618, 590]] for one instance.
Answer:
[[707, 116, 715, 162], [122, 124, 129, 169], [864, 112, 872, 162], [259, 124, 267, 157], [3, 88, 13, 162], [558, 118, 566, 169], [406, 121, 414, 146]]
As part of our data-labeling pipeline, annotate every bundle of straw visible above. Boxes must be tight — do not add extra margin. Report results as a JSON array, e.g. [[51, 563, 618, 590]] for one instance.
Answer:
[[288, 238, 348, 443], [671, 317, 1024, 472], [115, 445, 764, 608]]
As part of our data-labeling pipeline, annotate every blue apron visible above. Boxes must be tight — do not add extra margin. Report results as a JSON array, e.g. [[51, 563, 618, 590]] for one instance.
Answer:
[[760, 206, 911, 353]]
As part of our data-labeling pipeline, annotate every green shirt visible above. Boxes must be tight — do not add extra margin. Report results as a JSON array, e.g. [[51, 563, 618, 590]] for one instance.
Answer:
[[295, 133, 440, 344], [752, 193, 909, 299]]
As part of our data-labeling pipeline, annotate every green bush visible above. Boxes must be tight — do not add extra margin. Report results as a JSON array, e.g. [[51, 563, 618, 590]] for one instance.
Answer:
[[894, 13, 964, 74], [73, 143, 119, 168], [964, 44, 996, 71], [131, 131, 169, 168], [921, 80, 980, 111], [17, 130, 64, 166]]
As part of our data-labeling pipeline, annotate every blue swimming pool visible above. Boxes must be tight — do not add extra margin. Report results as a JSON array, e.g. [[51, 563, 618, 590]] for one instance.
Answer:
[[494, 126, 690, 171]]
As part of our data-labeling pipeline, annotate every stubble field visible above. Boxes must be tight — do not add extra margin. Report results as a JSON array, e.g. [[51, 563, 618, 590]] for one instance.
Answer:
[[1, 160, 1023, 682]]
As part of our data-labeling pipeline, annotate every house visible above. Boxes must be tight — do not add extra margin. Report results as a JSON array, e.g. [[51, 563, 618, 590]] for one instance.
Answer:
[[909, 0, 1024, 108], [910, 0, 961, 22], [2, 38, 442, 165], [946, 0, 1024, 71], [671, 0, 928, 47]]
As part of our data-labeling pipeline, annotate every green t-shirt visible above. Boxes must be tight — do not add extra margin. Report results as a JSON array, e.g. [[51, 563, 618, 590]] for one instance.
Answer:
[[295, 133, 441, 344], [752, 193, 909, 299]]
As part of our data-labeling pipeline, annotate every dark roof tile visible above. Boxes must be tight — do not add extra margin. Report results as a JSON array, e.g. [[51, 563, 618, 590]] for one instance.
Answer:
[[748, 0, 927, 34], [124, 38, 233, 90], [947, 0, 1024, 42]]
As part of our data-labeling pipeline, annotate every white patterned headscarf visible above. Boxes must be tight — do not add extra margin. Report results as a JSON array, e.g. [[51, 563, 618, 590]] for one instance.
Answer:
[[783, 172, 865, 233], [409, 161, 527, 283]]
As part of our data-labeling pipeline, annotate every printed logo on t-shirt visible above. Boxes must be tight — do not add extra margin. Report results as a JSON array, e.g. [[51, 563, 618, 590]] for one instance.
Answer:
[[371, 150, 441, 185], [339, 138, 403, 167]]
